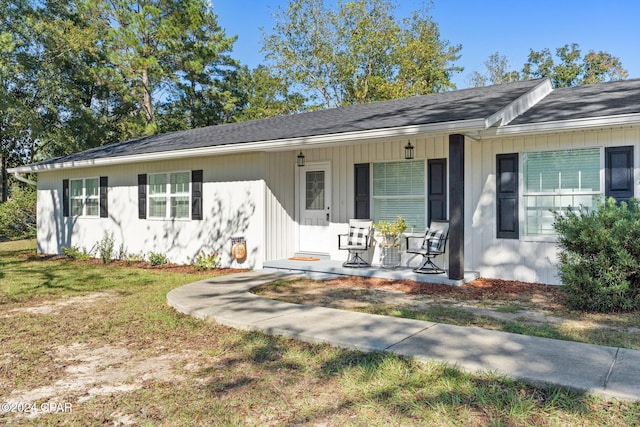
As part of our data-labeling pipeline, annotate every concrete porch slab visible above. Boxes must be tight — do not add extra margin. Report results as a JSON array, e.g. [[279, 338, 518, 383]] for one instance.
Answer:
[[263, 258, 479, 285]]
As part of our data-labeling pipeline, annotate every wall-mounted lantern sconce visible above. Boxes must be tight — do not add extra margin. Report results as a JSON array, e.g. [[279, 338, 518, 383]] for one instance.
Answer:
[[404, 141, 414, 160], [297, 151, 306, 167]]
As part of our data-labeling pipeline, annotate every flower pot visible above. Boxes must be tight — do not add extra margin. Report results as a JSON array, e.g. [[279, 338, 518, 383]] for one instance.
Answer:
[[379, 244, 401, 269]]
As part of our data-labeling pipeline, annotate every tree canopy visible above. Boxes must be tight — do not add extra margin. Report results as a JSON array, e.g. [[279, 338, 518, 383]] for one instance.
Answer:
[[261, 0, 462, 108], [1, 1, 633, 203], [470, 44, 628, 88], [0, 0, 241, 199]]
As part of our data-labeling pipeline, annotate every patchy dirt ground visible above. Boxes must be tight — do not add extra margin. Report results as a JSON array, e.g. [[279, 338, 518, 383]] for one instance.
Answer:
[[1, 292, 212, 424]]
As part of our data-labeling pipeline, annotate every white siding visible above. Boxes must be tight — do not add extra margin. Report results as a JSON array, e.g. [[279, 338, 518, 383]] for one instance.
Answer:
[[264, 152, 296, 261], [288, 126, 640, 284], [35, 124, 640, 283], [467, 127, 640, 284], [296, 135, 448, 262], [37, 153, 267, 269]]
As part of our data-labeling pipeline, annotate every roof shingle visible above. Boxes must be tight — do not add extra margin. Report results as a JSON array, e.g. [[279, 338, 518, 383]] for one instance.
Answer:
[[34, 79, 544, 166], [507, 78, 640, 126]]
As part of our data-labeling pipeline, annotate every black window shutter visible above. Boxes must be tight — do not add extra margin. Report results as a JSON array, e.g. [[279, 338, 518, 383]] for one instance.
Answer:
[[605, 146, 634, 204], [428, 158, 447, 223], [63, 179, 69, 217], [496, 153, 519, 239], [191, 169, 203, 220], [354, 163, 370, 219], [138, 174, 147, 219], [99, 176, 108, 218]]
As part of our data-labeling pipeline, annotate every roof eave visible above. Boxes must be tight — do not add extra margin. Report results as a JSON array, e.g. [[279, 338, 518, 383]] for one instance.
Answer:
[[495, 113, 640, 137], [485, 78, 553, 128], [9, 118, 487, 173]]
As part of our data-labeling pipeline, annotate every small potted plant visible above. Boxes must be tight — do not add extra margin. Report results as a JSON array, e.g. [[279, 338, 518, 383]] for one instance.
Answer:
[[375, 215, 407, 269], [375, 215, 407, 246]]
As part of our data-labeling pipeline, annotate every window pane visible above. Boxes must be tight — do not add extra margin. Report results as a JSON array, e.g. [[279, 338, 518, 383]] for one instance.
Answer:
[[305, 171, 325, 210], [374, 198, 425, 232], [171, 196, 190, 218], [70, 180, 83, 197], [523, 148, 601, 236], [524, 194, 600, 235], [524, 149, 600, 193], [170, 172, 190, 194], [149, 174, 167, 195], [149, 197, 166, 218], [71, 199, 83, 216], [85, 178, 99, 197], [85, 199, 99, 217], [373, 161, 424, 196], [372, 160, 425, 230]]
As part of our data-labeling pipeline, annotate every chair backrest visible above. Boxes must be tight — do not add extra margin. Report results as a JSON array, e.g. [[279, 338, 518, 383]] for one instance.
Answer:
[[347, 219, 373, 247], [422, 220, 449, 253]]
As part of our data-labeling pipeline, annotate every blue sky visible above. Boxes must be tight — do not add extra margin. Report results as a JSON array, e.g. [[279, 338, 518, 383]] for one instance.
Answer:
[[212, 0, 639, 89]]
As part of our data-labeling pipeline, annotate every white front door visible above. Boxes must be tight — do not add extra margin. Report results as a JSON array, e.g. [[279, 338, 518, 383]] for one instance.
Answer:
[[298, 162, 331, 254]]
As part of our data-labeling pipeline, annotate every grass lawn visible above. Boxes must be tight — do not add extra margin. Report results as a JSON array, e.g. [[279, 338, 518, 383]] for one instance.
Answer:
[[1, 240, 638, 426]]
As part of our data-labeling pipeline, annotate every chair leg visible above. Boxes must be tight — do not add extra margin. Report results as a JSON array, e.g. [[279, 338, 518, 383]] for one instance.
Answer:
[[343, 251, 370, 268], [413, 256, 445, 274]]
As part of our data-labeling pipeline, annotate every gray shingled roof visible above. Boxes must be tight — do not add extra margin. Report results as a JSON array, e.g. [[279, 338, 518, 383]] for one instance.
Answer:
[[507, 78, 640, 126], [34, 79, 544, 167]]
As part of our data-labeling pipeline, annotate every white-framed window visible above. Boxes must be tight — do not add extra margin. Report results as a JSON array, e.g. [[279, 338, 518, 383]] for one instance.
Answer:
[[522, 148, 601, 236], [69, 177, 99, 217], [372, 160, 425, 231], [148, 171, 191, 219]]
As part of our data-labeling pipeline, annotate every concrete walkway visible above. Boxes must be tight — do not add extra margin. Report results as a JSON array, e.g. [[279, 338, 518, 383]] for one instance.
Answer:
[[166, 270, 640, 402]]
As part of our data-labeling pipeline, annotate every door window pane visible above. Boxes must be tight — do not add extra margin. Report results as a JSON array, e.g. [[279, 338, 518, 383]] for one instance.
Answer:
[[305, 171, 325, 210]]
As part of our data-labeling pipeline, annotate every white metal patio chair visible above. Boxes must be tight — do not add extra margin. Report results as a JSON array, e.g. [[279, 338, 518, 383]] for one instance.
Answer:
[[406, 220, 449, 274], [338, 219, 373, 268]]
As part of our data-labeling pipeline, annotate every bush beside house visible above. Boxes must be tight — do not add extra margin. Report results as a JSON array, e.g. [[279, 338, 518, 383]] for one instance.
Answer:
[[0, 184, 36, 241], [553, 198, 640, 312]]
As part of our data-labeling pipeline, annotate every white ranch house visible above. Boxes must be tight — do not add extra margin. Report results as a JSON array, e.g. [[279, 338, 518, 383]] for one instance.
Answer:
[[10, 78, 640, 285]]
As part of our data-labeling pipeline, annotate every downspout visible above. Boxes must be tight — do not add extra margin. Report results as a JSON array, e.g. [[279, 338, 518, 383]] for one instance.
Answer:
[[13, 172, 37, 186]]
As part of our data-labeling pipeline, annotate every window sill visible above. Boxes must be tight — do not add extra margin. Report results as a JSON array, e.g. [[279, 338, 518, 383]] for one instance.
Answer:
[[519, 235, 559, 243], [146, 217, 192, 221]]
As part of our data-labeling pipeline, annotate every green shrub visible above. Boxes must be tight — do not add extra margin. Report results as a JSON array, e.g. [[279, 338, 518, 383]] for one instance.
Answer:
[[553, 197, 640, 312], [124, 251, 145, 263], [148, 252, 168, 266], [62, 245, 94, 260], [191, 250, 221, 270], [97, 231, 116, 264], [0, 184, 36, 240]]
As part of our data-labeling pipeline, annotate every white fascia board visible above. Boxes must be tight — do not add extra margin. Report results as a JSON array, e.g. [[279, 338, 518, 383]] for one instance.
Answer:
[[9, 119, 487, 173], [484, 78, 553, 128], [495, 113, 640, 136]]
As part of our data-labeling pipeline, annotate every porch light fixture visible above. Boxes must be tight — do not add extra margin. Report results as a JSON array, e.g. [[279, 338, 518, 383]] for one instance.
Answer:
[[296, 151, 306, 167], [404, 141, 414, 160]]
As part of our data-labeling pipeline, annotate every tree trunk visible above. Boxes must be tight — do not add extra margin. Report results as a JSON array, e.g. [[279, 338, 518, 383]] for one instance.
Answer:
[[142, 68, 154, 124], [1, 154, 7, 203]]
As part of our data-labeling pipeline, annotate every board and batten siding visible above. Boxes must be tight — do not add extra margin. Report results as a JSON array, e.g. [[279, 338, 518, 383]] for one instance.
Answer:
[[287, 126, 639, 284], [264, 152, 296, 261], [36, 153, 267, 269], [467, 127, 640, 284], [296, 135, 448, 261]]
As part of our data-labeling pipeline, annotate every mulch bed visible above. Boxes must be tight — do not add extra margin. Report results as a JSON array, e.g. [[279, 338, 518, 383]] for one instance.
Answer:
[[25, 253, 248, 275], [324, 276, 567, 305]]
